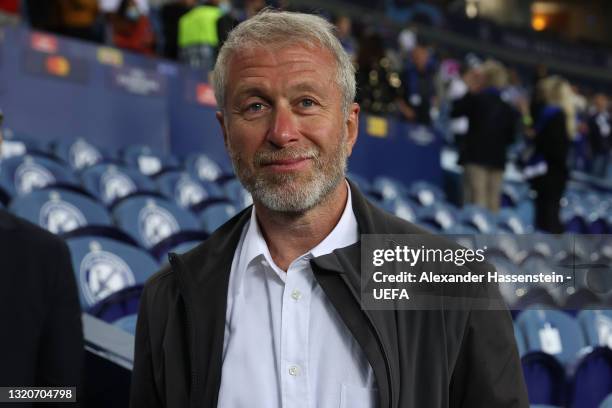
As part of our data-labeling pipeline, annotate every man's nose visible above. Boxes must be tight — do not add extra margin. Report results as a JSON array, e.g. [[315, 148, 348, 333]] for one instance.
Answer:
[[267, 104, 299, 147]]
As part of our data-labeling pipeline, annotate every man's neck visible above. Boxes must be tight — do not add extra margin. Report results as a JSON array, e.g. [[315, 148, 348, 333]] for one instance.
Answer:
[[254, 180, 349, 272]]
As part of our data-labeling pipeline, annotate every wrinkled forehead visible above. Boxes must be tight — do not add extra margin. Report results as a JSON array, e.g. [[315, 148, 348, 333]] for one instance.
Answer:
[[226, 40, 336, 71], [225, 42, 340, 93]]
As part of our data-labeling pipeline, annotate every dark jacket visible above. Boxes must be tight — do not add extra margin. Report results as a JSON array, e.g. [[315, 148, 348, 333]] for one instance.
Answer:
[[130, 182, 528, 408], [452, 90, 519, 169], [532, 107, 570, 188], [0, 209, 83, 407]]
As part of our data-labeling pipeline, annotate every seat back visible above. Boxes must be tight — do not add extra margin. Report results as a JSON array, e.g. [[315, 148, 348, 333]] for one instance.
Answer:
[[198, 201, 238, 234], [10, 188, 111, 234], [156, 171, 223, 208], [113, 195, 201, 248], [81, 163, 157, 205], [0, 154, 79, 197], [66, 237, 159, 307], [517, 309, 586, 366]]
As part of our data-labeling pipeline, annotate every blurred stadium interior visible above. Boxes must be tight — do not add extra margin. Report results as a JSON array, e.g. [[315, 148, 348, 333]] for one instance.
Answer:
[[1, 0, 612, 407]]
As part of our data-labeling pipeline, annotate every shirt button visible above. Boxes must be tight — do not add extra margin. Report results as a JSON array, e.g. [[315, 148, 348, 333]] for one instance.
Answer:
[[291, 289, 302, 301], [288, 365, 300, 376]]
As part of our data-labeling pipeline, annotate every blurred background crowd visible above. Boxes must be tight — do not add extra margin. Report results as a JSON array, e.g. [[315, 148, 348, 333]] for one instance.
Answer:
[[2, 0, 610, 234]]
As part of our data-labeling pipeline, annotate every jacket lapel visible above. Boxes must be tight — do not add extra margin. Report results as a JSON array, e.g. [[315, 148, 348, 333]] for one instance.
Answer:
[[310, 181, 400, 408], [171, 206, 252, 408]]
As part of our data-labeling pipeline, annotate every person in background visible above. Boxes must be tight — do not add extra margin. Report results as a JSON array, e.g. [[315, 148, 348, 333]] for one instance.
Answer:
[[56, 0, 102, 42], [397, 42, 436, 125], [355, 30, 401, 115], [217, 0, 239, 49], [529, 76, 575, 233], [587, 93, 611, 178], [178, 0, 222, 71], [451, 60, 518, 213], [0, 110, 84, 405], [160, 0, 196, 59], [111, 0, 155, 55], [333, 14, 357, 62]]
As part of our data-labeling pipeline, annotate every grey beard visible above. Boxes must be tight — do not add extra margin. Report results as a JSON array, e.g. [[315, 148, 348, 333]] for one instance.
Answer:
[[229, 137, 348, 213]]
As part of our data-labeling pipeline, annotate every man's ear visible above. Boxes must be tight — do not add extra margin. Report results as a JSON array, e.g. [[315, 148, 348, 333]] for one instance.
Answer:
[[345, 102, 360, 156], [216, 110, 229, 149]]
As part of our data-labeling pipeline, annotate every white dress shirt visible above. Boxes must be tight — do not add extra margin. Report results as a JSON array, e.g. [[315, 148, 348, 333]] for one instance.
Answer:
[[217, 182, 378, 408]]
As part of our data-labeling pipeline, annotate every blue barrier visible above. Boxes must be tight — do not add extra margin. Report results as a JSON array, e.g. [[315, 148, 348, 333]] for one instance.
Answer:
[[0, 24, 442, 187]]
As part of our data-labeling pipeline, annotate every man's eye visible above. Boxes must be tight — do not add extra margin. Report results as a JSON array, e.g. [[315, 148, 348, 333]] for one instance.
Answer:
[[300, 98, 315, 108], [247, 103, 264, 112]]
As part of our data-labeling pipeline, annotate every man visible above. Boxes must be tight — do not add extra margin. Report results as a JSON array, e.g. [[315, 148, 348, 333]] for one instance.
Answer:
[[588, 93, 611, 178], [130, 11, 528, 408], [451, 60, 518, 213], [0, 111, 83, 406], [397, 42, 436, 125]]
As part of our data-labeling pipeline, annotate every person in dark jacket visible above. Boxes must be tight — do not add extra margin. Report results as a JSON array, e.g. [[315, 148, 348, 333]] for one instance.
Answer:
[[0, 112, 83, 405], [130, 10, 528, 408], [397, 43, 436, 125], [451, 60, 518, 213], [587, 93, 611, 178], [528, 76, 575, 233], [160, 0, 196, 59]]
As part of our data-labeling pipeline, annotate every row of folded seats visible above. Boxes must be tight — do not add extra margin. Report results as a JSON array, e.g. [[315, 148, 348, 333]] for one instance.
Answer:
[[4, 135, 612, 406], [516, 308, 612, 408]]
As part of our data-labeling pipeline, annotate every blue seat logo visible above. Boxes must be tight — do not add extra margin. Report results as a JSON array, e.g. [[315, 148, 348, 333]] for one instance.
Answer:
[[14, 160, 55, 194], [139, 201, 179, 247], [39, 196, 86, 233], [80, 245, 135, 305]]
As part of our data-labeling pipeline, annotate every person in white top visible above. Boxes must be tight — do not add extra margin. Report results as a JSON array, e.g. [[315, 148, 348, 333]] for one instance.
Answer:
[[211, 8, 376, 408]]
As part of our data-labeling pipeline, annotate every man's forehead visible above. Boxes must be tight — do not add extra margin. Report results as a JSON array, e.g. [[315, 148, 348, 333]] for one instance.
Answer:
[[227, 42, 336, 74]]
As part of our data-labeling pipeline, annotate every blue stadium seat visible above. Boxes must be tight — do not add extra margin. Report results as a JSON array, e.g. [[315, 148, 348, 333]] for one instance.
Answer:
[[114, 315, 138, 334], [501, 182, 529, 208], [514, 288, 559, 312], [458, 205, 497, 233], [221, 177, 252, 209], [87, 284, 143, 333], [561, 203, 588, 233], [198, 201, 239, 234], [0, 154, 80, 197], [600, 393, 612, 408], [155, 170, 224, 208], [112, 195, 201, 249], [9, 188, 112, 234], [416, 202, 457, 231], [517, 309, 587, 366], [81, 163, 157, 205], [185, 153, 224, 182], [378, 197, 418, 223], [122, 144, 180, 176], [522, 352, 566, 407], [408, 181, 445, 207], [578, 310, 612, 348], [372, 176, 408, 202], [66, 237, 159, 307], [497, 208, 529, 234], [515, 323, 527, 357], [564, 289, 601, 313], [53, 138, 107, 170], [570, 347, 612, 408]]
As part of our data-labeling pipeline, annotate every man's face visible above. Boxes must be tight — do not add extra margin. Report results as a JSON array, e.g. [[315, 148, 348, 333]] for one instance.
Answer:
[[216, 44, 359, 213]]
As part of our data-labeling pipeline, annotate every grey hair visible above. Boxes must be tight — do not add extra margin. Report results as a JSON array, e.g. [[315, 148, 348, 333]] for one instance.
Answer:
[[212, 9, 356, 116]]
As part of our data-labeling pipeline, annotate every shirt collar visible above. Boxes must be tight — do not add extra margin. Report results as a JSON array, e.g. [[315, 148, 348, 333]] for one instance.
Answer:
[[239, 180, 358, 275]]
